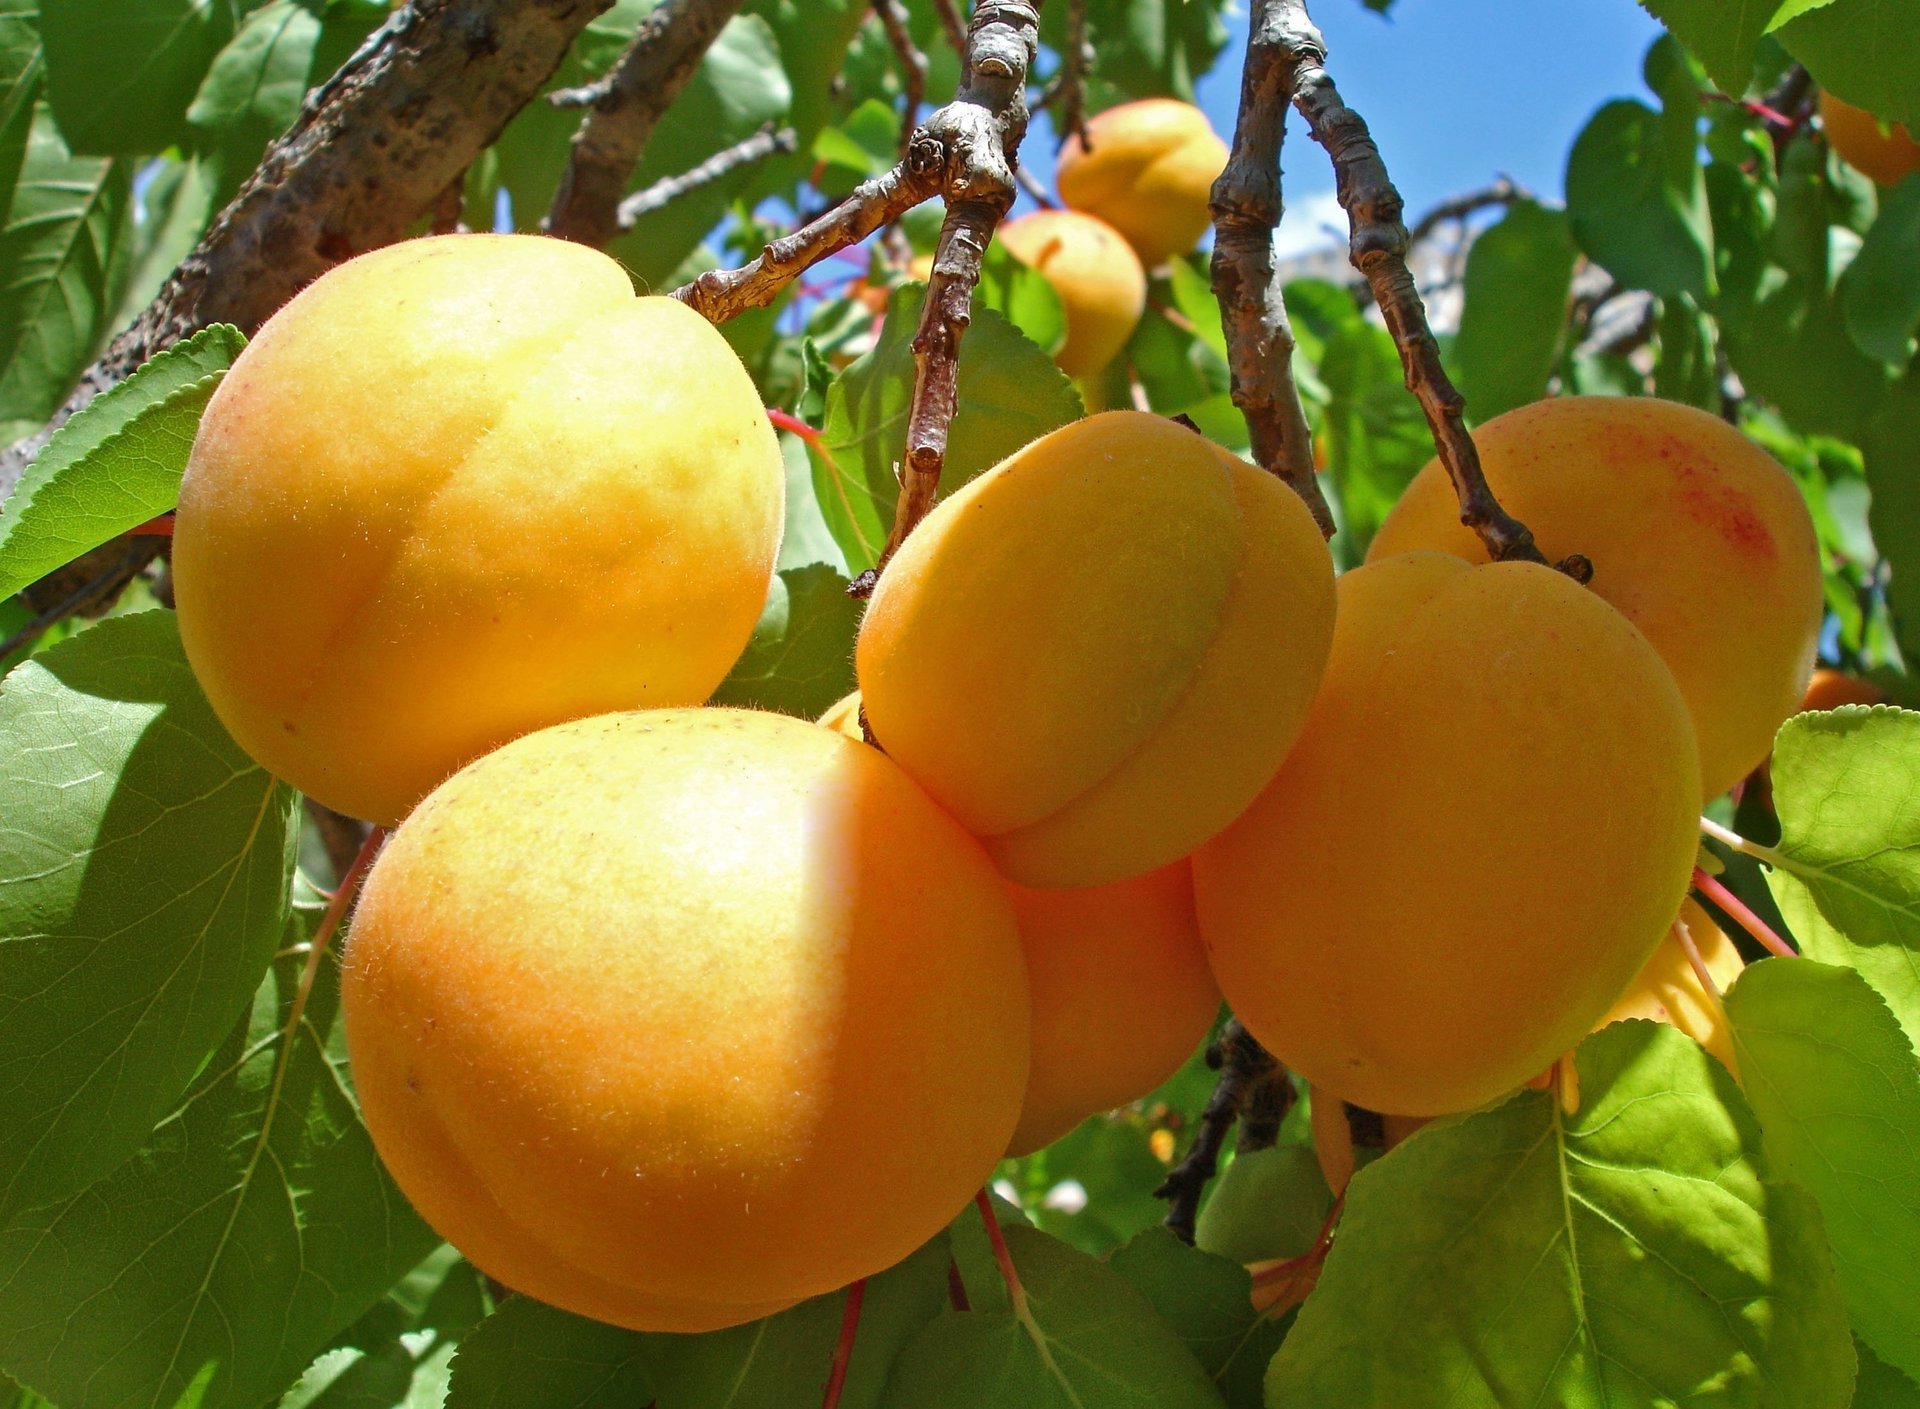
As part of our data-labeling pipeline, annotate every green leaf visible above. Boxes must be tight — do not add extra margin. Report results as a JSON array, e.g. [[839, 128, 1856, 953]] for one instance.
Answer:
[[1857, 1339, 1920, 1407], [974, 242, 1066, 360], [1653, 293, 1721, 410], [1566, 98, 1714, 299], [37, 0, 237, 154], [1036, 0, 1229, 106], [1727, 958, 1920, 1382], [1109, 1227, 1288, 1409], [0, 1370, 53, 1408], [709, 563, 859, 719], [0, 323, 244, 598], [186, 2, 323, 204], [1867, 372, 1920, 667], [1726, 272, 1892, 439], [1776, 0, 1920, 129], [1267, 1022, 1855, 1408], [1320, 320, 1431, 562], [279, 1245, 493, 1409], [0, 0, 43, 225], [1195, 1143, 1333, 1266], [1451, 199, 1578, 424], [807, 284, 1081, 573], [0, 107, 132, 430], [0, 610, 297, 1221], [890, 1223, 1226, 1408], [444, 1297, 652, 1409], [1637, 0, 1795, 99], [109, 154, 218, 335], [1841, 175, 1920, 364], [0, 885, 440, 1409], [1766, 707, 1920, 1048]]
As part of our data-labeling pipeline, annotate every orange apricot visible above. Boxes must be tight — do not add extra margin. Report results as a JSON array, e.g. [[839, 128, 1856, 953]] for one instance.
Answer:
[[1057, 98, 1230, 266], [1820, 92, 1920, 187], [996, 209, 1147, 379], [1598, 897, 1745, 1075]]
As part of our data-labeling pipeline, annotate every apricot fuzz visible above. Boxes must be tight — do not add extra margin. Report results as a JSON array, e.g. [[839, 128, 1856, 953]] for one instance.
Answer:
[[342, 709, 1029, 1332]]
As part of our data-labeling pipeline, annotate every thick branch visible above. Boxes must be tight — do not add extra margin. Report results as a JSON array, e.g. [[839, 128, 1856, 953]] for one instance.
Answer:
[[1153, 1020, 1283, 1244], [1209, 0, 1333, 536], [1, 0, 614, 504], [618, 124, 795, 227], [877, 1, 1040, 568], [873, 0, 929, 150], [1271, 0, 1544, 565], [545, 0, 746, 247]]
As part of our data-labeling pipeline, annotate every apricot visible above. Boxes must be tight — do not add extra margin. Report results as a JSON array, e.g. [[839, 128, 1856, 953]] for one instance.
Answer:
[[1307, 1087, 1425, 1197], [1057, 98, 1230, 267], [173, 234, 783, 825], [995, 210, 1146, 379], [341, 708, 1029, 1332], [1195, 552, 1702, 1116], [1004, 863, 1220, 1155], [1598, 897, 1745, 1075], [1801, 668, 1885, 713], [1369, 397, 1821, 799], [1820, 92, 1920, 187], [857, 411, 1337, 888]]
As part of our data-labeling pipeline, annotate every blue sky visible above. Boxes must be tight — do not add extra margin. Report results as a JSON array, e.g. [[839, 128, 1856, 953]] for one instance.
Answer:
[[1022, 0, 1668, 256]]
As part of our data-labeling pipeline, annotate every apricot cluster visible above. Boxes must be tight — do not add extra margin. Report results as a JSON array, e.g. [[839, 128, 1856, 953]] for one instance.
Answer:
[[174, 229, 1826, 1338]]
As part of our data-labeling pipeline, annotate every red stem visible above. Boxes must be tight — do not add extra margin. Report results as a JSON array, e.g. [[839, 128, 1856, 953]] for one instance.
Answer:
[[1693, 868, 1797, 959], [819, 1278, 867, 1409], [129, 514, 175, 536], [767, 407, 823, 444], [973, 1188, 1026, 1317], [1250, 1192, 1344, 1286]]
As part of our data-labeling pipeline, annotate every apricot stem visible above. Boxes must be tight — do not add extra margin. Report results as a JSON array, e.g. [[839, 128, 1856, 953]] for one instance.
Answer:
[[1670, 914, 1725, 1003], [1692, 867, 1798, 959], [1698, 815, 1791, 870], [974, 1188, 1028, 1318], [819, 1277, 867, 1409]]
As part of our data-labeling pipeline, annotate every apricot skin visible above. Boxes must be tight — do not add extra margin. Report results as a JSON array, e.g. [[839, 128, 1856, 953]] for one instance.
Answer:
[[341, 708, 1029, 1331], [1801, 669, 1885, 713], [1820, 92, 1920, 187], [173, 234, 783, 825], [995, 210, 1147, 379], [1195, 553, 1702, 1117], [1004, 863, 1220, 1155], [1369, 396, 1821, 800], [1598, 898, 1745, 1075], [857, 411, 1337, 889], [1057, 99, 1230, 267]]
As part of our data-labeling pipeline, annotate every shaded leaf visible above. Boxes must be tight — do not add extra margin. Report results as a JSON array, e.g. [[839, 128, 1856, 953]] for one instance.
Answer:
[[1776, 0, 1920, 129], [0, 610, 297, 1221], [1109, 1227, 1287, 1409], [37, 0, 236, 154], [0, 0, 42, 225], [1866, 372, 1920, 668], [1451, 199, 1577, 424], [0, 323, 243, 597], [709, 563, 859, 720], [444, 1297, 652, 1409], [1567, 98, 1713, 299], [1841, 174, 1920, 364]]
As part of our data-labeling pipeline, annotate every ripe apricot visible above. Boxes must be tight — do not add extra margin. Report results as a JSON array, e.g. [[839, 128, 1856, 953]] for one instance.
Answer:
[[857, 411, 1337, 888], [1597, 897, 1744, 1075], [1820, 92, 1920, 187], [1307, 1087, 1426, 1197], [174, 234, 783, 825], [1369, 397, 1821, 799], [1801, 668, 1885, 713], [996, 210, 1146, 379], [1057, 98, 1230, 267], [1196, 552, 1701, 1116], [341, 708, 1029, 1331], [1005, 863, 1220, 1155]]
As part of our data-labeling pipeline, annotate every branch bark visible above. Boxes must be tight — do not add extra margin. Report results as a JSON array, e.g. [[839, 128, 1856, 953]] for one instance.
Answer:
[[617, 123, 795, 227], [1209, 0, 1334, 536], [1055, 0, 1090, 152], [1153, 1020, 1284, 1244], [1, 0, 615, 504], [1270, 0, 1545, 566], [544, 0, 747, 248], [873, 0, 929, 150]]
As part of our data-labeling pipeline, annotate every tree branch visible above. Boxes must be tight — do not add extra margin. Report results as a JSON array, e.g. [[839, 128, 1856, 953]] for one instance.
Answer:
[[617, 123, 795, 227], [876, 1, 1041, 569], [931, 0, 967, 54], [545, 0, 747, 248], [873, 0, 929, 150], [1209, 0, 1334, 536], [1, 0, 615, 504], [1272, 0, 1546, 566], [1405, 176, 1526, 247], [1054, 0, 1090, 152], [1152, 1020, 1283, 1244]]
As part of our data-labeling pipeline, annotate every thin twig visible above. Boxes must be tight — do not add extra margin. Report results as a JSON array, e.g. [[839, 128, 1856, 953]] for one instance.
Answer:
[[1055, 0, 1090, 152], [2, 0, 616, 501], [1270, 0, 1546, 566], [931, 0, 967, 53], [618, 124, 795, 227], [876, 1, 1043, 570], [1405, 177, 1526, 246], [1014, 160, 1055, 208], [873, 0, 929, 150], [1152, 1020, 1282, 1244], [545, 0, 746, 247], [1209, 0, 1333, 535]]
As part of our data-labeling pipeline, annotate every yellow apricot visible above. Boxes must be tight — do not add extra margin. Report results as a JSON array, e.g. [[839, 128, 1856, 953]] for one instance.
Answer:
[[1598, 897, 1745, 1075], [341, 708, 1029, 1330], [1196, 553, 1702, 1116], [1057, 98, 1230, 267], [857, 411, 1337, 888], [1820, 92, 1920, 187], [996, 210, 1146, 379], [1369, 397, 1821, 799], [1005, 863, 1220, 1155], [173, 234, 783, 825]]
